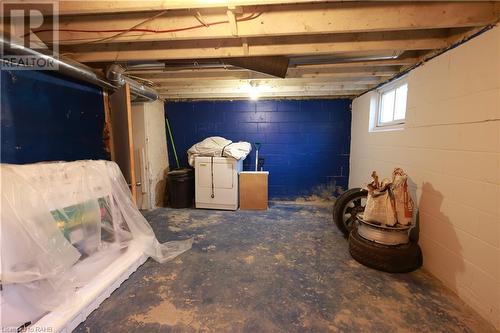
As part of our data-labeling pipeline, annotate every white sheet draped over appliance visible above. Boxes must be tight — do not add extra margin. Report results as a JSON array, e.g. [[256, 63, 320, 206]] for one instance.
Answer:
[[187, 136, 252, 167]]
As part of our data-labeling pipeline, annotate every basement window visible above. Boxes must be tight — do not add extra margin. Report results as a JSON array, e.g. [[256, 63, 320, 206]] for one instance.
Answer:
[[377, 78, 408, 127]]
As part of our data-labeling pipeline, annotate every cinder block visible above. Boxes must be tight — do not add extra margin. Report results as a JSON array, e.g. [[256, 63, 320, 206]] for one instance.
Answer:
[[300, 100, 324, 112], [442, 150, 499, 184], [476, 212, 500, 248], [224, 111, 269, 123], [238, 122, 258, 133], [279, 123, 302, 132], [449, 176, 498, 215], [458, 259, 500, 327], [349, 27, 500, 329], [457, 121, 499, 153], [452, 227, 499, 278], [259, 143, 287, 154], [266, 132, 305, 144], [419, 233, 460, 289], [267, 111, 302, 122], [228, 100, 258, 112], [255, 100, 277, 111], [276, 100, 299, 112], [258, 123, 279, 133]]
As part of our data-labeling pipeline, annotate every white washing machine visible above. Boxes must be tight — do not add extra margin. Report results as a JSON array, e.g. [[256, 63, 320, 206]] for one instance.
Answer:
[[194, 156, 243, 210]]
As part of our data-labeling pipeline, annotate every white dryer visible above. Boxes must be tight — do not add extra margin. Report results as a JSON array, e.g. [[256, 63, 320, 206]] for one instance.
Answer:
[[194, 156, 243, 210]]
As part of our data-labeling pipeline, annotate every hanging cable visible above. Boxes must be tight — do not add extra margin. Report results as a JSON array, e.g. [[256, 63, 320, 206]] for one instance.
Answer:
[[82, 10, 169, 45], [210, 156, 215, 199], [30, 12, 263, 45]]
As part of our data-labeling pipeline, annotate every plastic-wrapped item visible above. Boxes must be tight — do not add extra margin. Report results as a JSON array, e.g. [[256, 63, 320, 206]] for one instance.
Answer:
[[0, 160, 192, 318]]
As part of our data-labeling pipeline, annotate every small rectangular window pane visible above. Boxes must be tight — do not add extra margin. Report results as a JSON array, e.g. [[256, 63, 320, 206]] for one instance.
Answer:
[[394, 84, 407, 120], [380, 89, 395, 123]]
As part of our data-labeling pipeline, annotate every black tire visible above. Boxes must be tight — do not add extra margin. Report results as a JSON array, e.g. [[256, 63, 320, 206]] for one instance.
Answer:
[[333, 188, 368, 238], [349, 228, 423, 273]]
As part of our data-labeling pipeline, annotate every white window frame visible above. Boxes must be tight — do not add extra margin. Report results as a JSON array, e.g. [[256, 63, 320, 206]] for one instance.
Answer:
[[376, 76, 408, 128]]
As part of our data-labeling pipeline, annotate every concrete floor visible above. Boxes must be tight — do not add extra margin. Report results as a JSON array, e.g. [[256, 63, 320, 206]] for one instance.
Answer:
[[76, 202, 496, 333]]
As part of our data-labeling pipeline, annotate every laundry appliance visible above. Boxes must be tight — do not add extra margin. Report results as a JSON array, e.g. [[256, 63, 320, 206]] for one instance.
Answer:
[[194, 156, 243, 210]]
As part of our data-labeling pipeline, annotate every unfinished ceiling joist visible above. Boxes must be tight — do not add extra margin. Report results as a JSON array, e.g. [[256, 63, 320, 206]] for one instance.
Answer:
[[123, 56, 419, 76], [151, 74, 380, 100], [148, 77, 384, 86], [23, 1, 500, 99], [226, 7, 239, 36], [290, 57, 418, 68], [55, 0, 332, 15], [48, 2, 499, 44], [157, 84, 368, 94], [155, 79, 371, 90], [62, 29, 453, 63], [159, 90, 362, 100], [130, 67, 398, 82]]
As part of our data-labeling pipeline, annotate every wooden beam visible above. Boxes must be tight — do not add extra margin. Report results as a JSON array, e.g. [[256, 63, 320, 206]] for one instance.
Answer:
[[147, 77, 385, 87], [109, 83, 137, 203], [156, 83, 373, 92], [289, 66, 399, 77], [157, 86, 370, 94], [242, 38, 249, 56], [226, 8, 238, 36], [160, 90, 362, 100], [291, 58, 419, 69], [151, 77, 382, 88], [154, 76, 374, 99], [134, 67, 394, 80], [132, 69, 274, 80], [123, 57, 416, 76], [102, 91, 115, 160], [49, 2, 500, 44], [63, 29, 451, 62], [56, 0, 331, 15]]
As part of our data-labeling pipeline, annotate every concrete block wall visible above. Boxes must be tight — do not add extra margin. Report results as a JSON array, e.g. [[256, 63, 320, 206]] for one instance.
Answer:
[[1, 70, 108, 163], [349, 27, 499, 328], [166, 99, 352, 198]]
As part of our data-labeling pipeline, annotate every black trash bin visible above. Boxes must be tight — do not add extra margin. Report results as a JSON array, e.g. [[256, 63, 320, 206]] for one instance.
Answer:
[[167, 168, 194, 208]]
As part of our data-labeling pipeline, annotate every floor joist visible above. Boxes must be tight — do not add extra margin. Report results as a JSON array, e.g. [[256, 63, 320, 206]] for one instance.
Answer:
[[63, 29, 454, 63], [47, 2, 500, 44]]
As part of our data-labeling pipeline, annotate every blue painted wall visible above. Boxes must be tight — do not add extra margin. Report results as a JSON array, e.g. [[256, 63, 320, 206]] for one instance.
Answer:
[[1, 70, 108, 164], [166, 99, 352, 198]]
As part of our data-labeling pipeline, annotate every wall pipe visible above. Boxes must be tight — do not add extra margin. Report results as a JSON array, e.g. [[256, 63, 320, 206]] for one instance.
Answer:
[[105, 64, 159, 101], [1, 37, 159, 102]]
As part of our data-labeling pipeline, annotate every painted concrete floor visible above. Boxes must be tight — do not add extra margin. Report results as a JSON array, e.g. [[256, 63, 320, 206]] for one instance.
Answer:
[[75, 202, 496, 333]]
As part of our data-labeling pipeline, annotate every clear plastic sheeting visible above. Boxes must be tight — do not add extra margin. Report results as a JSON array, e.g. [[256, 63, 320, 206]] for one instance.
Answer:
[[187, 136, 252, 167], [0, 160, 192, 324]]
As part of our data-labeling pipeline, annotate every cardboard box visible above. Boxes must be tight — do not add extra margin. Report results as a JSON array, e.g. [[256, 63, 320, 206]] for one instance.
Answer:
[[239, 171, 269, 210]]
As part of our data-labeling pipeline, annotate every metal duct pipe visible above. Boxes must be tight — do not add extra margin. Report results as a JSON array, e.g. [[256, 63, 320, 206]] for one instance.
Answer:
[[1, 37, 159, 101], [106, 64, 159, 102], [1, 36, 116, 91]]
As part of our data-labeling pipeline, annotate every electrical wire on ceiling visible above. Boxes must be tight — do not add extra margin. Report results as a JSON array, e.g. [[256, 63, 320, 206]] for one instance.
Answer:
[[83, 10, 169, 45], [29, 12, 263, 45]]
